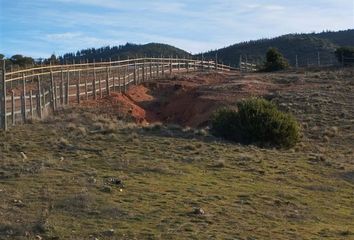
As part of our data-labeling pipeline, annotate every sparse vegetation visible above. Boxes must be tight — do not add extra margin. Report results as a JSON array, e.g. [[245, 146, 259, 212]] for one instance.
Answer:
[[0, 70, 353, 239], [211, 98, 300, 147]]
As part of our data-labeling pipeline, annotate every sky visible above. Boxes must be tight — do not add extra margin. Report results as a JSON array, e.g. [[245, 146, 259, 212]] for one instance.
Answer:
[[0, 0, 353, 58]]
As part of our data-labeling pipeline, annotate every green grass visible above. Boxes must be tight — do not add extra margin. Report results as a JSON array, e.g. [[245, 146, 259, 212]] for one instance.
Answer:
[[0, 111, 353, 240], [1, 69, 354, 239]]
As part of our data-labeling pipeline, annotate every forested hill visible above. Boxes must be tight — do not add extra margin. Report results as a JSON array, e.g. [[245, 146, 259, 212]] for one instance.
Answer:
[[200, 29, 354, 67], [59, 43, 191, 63], [310, 29, 354, 46]]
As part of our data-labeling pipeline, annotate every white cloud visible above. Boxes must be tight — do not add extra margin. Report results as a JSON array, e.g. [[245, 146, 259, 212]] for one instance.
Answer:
[[2, 0, 354, 57]]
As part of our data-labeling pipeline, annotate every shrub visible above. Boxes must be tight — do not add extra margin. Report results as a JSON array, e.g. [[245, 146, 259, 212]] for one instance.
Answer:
[[335, 47, 354, 66], [263, 48, 289, 72], [211, 98, 300, 148]]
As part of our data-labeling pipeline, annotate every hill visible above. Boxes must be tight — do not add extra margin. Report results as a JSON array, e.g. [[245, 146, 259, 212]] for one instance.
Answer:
[[59, 43, 191, 63], [311, 29, 354, 46], [201, 29, 354, 67], [1, 69, 353, 239]]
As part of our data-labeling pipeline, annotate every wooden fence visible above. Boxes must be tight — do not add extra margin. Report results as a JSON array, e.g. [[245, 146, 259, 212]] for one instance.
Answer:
[[0, 57, 237, 130]]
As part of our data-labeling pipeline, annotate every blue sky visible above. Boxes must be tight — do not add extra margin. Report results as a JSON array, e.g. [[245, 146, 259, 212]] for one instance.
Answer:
[[0, 0, 353, 58]]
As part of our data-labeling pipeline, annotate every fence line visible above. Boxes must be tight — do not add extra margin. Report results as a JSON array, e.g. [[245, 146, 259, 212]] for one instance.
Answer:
[[0, 57, 237, 130], [237, 52, 353, 69]]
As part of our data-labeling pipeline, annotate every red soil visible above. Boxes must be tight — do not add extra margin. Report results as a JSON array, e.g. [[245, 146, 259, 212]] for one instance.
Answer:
[[81, 72, 313, 127]]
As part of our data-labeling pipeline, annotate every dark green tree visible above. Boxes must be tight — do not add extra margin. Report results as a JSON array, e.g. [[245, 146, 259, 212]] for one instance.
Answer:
[[10, 55, 34, 67], [0, 54, 4, 60], [263, 48, 289, 71]]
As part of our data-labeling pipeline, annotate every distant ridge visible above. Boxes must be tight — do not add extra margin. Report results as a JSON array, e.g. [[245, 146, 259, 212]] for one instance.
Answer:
[[200, 29, 354, 66], [57, 29, 354, 66], [59, 43, 191, 63]]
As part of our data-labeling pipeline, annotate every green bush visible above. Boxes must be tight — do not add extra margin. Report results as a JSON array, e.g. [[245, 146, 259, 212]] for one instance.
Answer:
[[263, 48, 289, 72], [335, 47, 354, 65], [211, 98, 300, 148]]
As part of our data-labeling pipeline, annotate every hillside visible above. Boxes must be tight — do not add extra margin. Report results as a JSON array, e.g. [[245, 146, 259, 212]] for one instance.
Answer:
[[59, 43, 191, 63], [312, 29, 354, 46], [1, 69, 353, 239], [201, 29, 354, 67]]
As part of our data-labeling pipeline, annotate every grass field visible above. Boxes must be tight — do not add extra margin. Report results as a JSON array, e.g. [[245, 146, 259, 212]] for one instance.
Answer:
[[0, 69, 353, 240]]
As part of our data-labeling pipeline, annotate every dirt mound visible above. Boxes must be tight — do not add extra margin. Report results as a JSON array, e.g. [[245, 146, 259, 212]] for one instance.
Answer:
[[150, 86, 222, 127], [81, 71, 315, 127], [81, 90, 151, 124]]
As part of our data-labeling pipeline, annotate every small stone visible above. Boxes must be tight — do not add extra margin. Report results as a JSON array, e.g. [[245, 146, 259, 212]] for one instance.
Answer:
[[102, 229, 115, 236], [193, 207, 205, 215], [88, 177, 97, 184], [20, 152, 28, 160], [107, 178, 124, 187], [13, 199, 25, 207]]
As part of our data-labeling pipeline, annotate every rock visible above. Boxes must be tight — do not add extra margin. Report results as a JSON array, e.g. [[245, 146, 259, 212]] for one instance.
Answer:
[[193, 207, 205, 215], [88, 177, 97, 184], [13, 199, 25, 208], [107, 178, 124, 187], [102, 229, 115, 237], [20, 152, 28, 161]]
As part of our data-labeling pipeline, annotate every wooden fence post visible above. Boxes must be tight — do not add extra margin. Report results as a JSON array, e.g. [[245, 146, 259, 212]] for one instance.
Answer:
[[239, 55, 242, 72], [21, 94, 25, 123], [29, 90, 33, 119], [106, 67, 110, 96], [112, 66, 116, 92], [123, 66, 127, 92], [215, 53, 218, 70], [93, 61, 97, 100], [99, 72, 102, 98], [60, 70, 64, 105], [134, 62, 137, 85], [142, 59, 145, 82], [149, 59, 152, 80], [53, 77, 58, 110], [22, 73, 27, 122], [37, 76, 42, 119], [66, 70, 70, 104], [77, 70, 81, 104], [201, 54, 204, 72], [118, 66, 122, 92], [160, 55, 165, 76], [11, 90, 15, 125], [169, 57, 172, 75], [50, 71, 55, 113], [245, 56, 248, 72], [177, 56, 180, 72], [295, 55, 299, 68], [0, 60, 6, 130], [85, 70, 88, 100], [155, 58, 158, 77]]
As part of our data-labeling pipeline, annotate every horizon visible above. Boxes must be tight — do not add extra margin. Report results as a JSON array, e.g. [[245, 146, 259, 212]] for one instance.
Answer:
[[1, 0, 354, 58]]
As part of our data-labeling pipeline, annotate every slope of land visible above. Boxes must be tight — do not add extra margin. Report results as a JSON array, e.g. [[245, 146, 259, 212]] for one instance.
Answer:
[[55, 30, 354, 67], [201, 29, 354, 66], [59, 43, 191, 63], [0, 69, 353, 239]]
